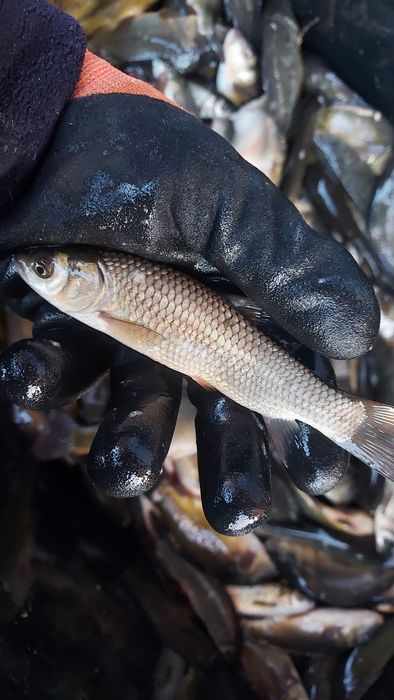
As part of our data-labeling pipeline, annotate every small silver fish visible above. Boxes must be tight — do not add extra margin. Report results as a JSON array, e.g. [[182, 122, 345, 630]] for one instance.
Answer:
[[216, 28, 259, 106], [15, 248, 394, 482], [231, 95, 286, 184]]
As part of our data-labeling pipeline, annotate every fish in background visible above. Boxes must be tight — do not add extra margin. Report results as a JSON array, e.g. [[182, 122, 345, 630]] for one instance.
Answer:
[[216, 28, 259, 106]]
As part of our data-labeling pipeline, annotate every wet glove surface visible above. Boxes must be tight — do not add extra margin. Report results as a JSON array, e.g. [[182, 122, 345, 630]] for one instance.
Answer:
[[0, 33, 381, 534]]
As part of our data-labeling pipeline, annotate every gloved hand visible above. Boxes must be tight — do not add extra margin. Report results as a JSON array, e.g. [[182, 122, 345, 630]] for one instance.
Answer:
[[0, 0, 380, 535]]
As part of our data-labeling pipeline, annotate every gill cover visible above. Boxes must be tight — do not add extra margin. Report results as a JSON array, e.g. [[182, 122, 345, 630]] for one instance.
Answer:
[[15, 248, 106, 314]]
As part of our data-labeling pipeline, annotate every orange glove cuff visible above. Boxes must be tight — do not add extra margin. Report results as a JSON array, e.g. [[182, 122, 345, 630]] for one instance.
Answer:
[[72, 49, 180, 109]]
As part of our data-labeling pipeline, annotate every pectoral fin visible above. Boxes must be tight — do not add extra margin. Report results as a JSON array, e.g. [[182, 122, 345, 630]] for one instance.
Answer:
[[98, 311, 163, 348]]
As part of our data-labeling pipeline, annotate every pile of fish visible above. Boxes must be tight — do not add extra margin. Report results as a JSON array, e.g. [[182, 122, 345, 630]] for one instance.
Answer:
[[0, 0, 392, 697]]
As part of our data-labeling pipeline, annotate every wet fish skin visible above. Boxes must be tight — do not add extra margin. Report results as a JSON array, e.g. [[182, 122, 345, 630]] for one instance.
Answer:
[[262, 524, 394, 606], [293, 488, 374, 539], [338, 619, 394, 700], [15, 247, 394, 483], [226, 582, 314, 618], [368, 159, 394, 274], [152, 59, 199, 114], [223, 0, 264, 46], [156, 538, 237, 656], [261, 0, 303, 133], [315, 104, 393, 178], [152, 480, 277, 582], [90, 11, 221, 73], [302, 655, 337, 700], [241, 640, 310, 700], [242, 608, 384, 652]]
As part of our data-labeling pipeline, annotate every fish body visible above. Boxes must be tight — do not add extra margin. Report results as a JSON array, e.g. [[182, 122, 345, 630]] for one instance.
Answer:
[[242, 608, 383, 652], [368, 160, 394, 274], [231, 94, 286, 184], [261, 0, 303, 133], [216, 28, 259, 106], [15, 248, 394, 482], [226, 582, 314, 618]]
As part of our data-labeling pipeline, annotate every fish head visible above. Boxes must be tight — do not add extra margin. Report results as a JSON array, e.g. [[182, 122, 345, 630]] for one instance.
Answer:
[[223, 28, 257, 78], [15, 248, 107, 314]]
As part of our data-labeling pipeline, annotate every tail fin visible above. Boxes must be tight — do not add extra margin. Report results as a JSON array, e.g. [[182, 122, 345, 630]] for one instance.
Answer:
[[341, 402, 394, 481]]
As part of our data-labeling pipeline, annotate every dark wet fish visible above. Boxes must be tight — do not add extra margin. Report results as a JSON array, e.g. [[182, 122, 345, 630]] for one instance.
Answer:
[[373, 582, 394, 614], [303, 655, 337, 700], [90, 11, 223, 73], [314, 104, 393, 178], [338, 619, 394, 700], [153, 647, 185, 700], [152, 480, 277, 582], [152, 59, 198, 113], [261, 524, 394, 606], [293, 489, 374, 539], [261, 0, 303, 132], [305, 160, 394, 295], [226, 582, 314, 618], [242, 608, 383, 652], [368, 159, 394, 274], [156, 538, 236, 656], [241, 640, 309, 700], [304, 53, 372, 108], [223, 0, 263, 46], [185, 0, 222, 36], [313, 132, 377, 218], [124, 564, 217, 665], [188, 80, 235, 119]]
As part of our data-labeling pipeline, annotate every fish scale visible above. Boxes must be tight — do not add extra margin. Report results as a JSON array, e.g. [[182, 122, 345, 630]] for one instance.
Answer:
[[16, 247, 394, 481], [100, 251, 364, 438]]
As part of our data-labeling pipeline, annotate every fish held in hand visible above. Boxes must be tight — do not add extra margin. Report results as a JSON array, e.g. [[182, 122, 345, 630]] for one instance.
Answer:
[[15, 247, 394, 482]]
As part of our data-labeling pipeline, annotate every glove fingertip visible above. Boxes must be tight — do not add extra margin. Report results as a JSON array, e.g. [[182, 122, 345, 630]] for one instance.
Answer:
[[87, 447, 163, 499], [201, 471, 270, 536], [286, 425, 350, 495], [0, 338, 65, 409]]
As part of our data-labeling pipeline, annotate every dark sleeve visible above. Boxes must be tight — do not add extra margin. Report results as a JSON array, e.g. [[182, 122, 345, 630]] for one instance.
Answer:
[[0, 0, 86, 215]]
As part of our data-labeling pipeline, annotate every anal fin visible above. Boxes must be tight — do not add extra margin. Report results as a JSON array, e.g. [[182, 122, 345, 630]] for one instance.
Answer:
[[265, 417, 301, 469]]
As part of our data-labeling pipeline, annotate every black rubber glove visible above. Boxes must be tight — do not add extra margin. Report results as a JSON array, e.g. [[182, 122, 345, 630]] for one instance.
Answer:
[[0, 1, 380, 535]]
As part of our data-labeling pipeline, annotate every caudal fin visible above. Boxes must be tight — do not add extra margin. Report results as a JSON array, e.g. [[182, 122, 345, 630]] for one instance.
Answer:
[[341, 402, 394, 481]]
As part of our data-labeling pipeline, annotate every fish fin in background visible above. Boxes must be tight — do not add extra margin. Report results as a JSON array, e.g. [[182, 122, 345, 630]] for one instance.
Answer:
[[191, 377, 215, 391], [340, 401, 394, 481], [264, 417, 301, 468], [98, 312, 163, 347], [224, 295, 271, 327]]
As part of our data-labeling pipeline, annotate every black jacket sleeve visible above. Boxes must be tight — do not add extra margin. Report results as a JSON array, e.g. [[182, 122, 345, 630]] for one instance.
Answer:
[[0, 0, 85, 215]]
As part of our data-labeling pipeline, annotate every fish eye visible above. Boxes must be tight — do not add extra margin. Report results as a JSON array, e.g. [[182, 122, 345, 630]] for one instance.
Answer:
[[32, 258, 54, 279]]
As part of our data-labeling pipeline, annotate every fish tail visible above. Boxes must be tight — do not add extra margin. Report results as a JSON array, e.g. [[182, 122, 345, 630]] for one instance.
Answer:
[[341, 401, 394, 481]]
